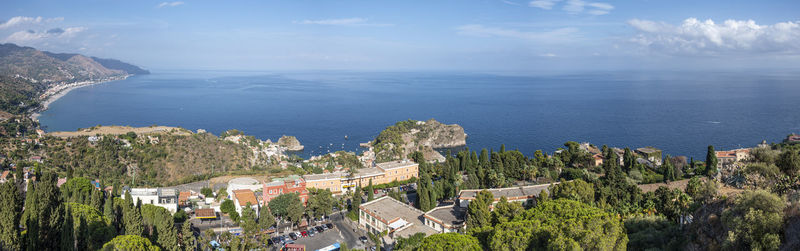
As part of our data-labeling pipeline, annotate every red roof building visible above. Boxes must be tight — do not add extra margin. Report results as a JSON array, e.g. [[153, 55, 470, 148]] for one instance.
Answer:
[[263, 175, 309, 205]]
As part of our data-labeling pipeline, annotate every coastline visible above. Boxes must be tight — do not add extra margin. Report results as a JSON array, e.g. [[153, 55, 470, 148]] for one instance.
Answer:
[[30, 74, 131, 121]]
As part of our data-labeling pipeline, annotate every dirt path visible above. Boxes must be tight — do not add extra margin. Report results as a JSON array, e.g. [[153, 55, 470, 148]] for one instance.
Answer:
[[47, 125, 192, 137], [637, 178, 745, 196]]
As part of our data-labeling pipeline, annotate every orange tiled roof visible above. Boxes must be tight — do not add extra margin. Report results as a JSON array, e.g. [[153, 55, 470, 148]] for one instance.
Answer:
[[233, 189, 259, 206]]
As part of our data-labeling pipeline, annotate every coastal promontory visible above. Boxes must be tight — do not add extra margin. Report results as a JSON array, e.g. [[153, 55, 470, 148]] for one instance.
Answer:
[[278, 135, 305, 151], [370, 119, 467, 162]]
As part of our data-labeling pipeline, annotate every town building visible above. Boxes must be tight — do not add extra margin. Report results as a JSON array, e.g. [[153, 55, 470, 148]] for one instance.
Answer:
[[304, 160, 419, 194], [785, 134, 800, 143], [232, 189, 260, 216], [423, 205, 466, 233], [263, 175, 309, 205], [635, 147, 663, 166], [716, 148, 752, 169], [227, 177, 262, 200], [123, 188, 179, 213], [179, 191, 191, 207], [359, 196, 438, 240], [195, 208, 217, 222], [457, 183, 553, 208]]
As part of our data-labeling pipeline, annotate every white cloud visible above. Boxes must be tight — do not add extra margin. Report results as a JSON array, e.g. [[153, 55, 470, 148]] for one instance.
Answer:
[[563, 0, 613, 15], [157, 2, 184, 8], [4, 26, 86, 43], [628, 18, 800, 55], [456, 24, 578, 43], [540, 53, 557, 57], [529, 0, 561, 10], [501, 0, 521, 6], [0, 16, 63, 29]]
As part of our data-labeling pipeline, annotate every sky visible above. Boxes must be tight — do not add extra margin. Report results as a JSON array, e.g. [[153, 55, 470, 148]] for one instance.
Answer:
[[1, 0, 800, 72]]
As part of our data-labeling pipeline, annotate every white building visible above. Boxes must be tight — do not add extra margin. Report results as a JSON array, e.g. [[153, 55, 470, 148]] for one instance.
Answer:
[[227, 177, 262, 199], [232, 189, 260, 216], [123, 188, 179, 213]]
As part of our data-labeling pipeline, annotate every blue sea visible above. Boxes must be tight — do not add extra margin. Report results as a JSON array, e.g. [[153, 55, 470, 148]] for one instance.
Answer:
[[38, 70, 800, 160]]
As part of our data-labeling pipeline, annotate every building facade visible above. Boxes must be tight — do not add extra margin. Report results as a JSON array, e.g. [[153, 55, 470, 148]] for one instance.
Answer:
[[305, 160, 419, 194], [124, 188, 179, 213], [263, 175, 309, 205]]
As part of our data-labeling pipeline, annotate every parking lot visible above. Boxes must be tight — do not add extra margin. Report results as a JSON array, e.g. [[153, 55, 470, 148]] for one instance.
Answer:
[[271, 211, 372, 250]]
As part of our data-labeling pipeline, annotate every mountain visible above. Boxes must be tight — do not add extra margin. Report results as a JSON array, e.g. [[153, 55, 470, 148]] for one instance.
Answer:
[[0, 43, 148, 83]]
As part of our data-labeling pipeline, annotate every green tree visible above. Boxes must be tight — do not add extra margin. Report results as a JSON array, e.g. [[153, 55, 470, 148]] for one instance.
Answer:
[[258, 206, 275, 230], [200, 187, 213, 198], [269, 193, 304, 226], [123, 193, 143, 236], [307, 188, 334, 218], [549, 179, 595, 204], [466, 190, 492, 230], [623, 147, 635, 172], [220, 199, 235, 215], [180, 222, 196, 251], [722, 190, 784, 251], [662, 155, 676, 182], [140, 204, 178, 251], [706, 145, 718, 177], [75, 216, 87, 251], [240, 205, 258, 235], [28, 171, 66, 250], [102, 235, 161, 251], [684, 176, 701, 199], [624, 215, 683, 250], [103, 193, 117, 231], [395, 232, 425, 251], [352, 186, 363, 212], [777, 148, 800, 176], [417, 233, 482, 251], [491, 197, 523, 226], [367, 179, 374, 202], [489, 199, 628, 251], [0, 180, 22, 250]]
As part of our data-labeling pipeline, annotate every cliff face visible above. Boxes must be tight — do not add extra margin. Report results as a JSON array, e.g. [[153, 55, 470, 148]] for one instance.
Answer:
[[277, 135, 304, 151], [372, 119, 467, 162]]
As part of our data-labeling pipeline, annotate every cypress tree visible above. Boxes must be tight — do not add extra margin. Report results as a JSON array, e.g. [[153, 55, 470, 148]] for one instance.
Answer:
[[706, 145, 718, 178], [623, 147, 635, 172], [61, 206, 75, 251], [103, 193, 116, 232], [124, 194, 144, 236], [90, 189, 103, 212], [181, 221, 196, 251], [0, 181, 22, 250], [34, 172, 65, 250], [352, 186, 362, 212], [663, 155, 676, 182], [76, 216, 88, 251], [367, 179, 374, 202]]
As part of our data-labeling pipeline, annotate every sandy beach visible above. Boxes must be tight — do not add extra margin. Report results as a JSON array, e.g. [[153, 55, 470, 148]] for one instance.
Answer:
[[30, 75, 130, 121]]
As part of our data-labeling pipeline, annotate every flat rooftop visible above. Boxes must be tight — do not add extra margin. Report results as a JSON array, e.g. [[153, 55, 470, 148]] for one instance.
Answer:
[[359, 197, 437, 237], [352, 167, 384, 178], [303, 172, 344, 182], [459, 183, 553, 201], [424, 205, 466, 227], [376, 160, 417, 170]]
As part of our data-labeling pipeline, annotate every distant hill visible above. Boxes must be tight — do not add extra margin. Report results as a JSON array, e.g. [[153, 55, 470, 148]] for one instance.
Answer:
[[0, 43, 148, 83], [0, 43, 148, 115]]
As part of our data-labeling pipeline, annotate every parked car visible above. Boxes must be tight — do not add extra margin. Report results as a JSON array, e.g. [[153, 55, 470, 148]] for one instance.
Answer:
[[308, 229, 315, 236], [315, 226, 324, 232], [359, 236, 369, 243], [289, 233, 298, 240], [301, 231, 308, 237], [321, 224, 329, 230], [325, 223, 334, 229], [278, 236, 286, 244], [295, 231, 302, 238]]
